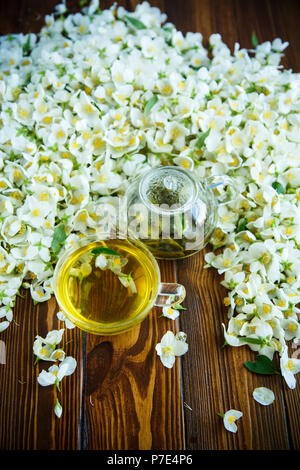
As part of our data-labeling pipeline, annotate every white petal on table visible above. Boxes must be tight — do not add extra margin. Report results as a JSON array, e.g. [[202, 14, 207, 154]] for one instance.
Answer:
[[253, 387, 275, 406]]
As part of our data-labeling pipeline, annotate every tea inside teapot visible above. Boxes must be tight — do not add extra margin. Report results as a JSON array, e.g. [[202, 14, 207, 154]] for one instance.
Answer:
[[126, 166, 218, 259]]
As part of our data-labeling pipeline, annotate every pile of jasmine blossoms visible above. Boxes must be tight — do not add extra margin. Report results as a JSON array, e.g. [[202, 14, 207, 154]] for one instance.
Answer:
[[0, 0, 300, 395]]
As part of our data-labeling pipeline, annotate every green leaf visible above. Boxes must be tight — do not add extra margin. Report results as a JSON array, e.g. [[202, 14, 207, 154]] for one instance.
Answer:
[[239, 336, 266, 345], [194, 129, 210, 150], [23, 34, 31, 56], [237, 218, 248, 232], [124, 15, 147, 30], [0, 290, 8, 302], [245, 84, 256, 93], [16, 290, 25, 299], [55, 378, 61, 392], [91, 247, 122, 257], [244, 354, 280, 375], [282, 83, 291, 91], [251, 32, 259, 48], [272, 181, 285, 194], [55, 398, 62, 413], [173, 304, 187, 310], [51, 224, 67, 255], [33, 356, 40, 366], [181, 45, 199, 54], [54, 63, 66, 78], [98, 47, 106, 58], [245, 83, 266, 94], [144, 95, 158, 115]]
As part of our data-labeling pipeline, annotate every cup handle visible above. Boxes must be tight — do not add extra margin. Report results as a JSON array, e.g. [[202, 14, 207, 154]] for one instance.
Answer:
[[204, 175, 237, 205], [154, 282, 186, 307]]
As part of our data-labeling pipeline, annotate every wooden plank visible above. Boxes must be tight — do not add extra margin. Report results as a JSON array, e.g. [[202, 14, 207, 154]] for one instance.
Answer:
[[172, 1, 300, 449], [177, 249, 290, 450], [282, 345, 300, 450], [263, 1, 300, 448], [0, 0, 84, 451], [0, 0, 56, 35], [0, 0, 184, 451], [83, 260, 185, 450], [0, 290, 83, 449], [171, 0, 300, 450]]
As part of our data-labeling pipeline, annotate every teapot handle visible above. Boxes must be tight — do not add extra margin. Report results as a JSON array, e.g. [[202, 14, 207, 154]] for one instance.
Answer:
[[203, 175, 237, 206]]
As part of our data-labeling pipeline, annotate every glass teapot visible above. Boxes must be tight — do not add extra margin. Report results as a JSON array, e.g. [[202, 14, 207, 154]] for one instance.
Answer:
[[125, 166, 237, 260]]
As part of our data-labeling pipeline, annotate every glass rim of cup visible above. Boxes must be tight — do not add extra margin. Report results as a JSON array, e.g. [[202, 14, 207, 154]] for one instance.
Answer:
[[53, 233, 162, 335]]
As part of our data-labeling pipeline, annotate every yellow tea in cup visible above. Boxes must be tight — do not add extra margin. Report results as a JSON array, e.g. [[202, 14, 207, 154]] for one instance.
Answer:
[[54, 235, 185, 335]]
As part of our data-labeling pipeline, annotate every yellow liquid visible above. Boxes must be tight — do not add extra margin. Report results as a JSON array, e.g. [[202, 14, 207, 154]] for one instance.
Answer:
[[55, 239, 159, 334]]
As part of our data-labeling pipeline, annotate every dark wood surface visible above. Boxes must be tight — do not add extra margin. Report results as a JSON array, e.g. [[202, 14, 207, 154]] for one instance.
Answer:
[[0, 0, 299, 451]]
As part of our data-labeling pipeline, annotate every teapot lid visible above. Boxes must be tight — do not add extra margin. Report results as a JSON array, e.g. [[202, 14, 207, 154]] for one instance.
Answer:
[[139, 166, 198, 213]]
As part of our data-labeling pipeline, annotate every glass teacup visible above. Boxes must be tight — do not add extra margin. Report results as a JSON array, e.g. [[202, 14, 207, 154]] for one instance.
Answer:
[[53, 231, 185, 335]]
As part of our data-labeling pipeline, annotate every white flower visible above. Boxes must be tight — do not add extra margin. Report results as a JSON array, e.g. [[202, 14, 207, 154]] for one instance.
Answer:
[[73, 92, 100, 126], [37, 329, 65, 347], [205, 248, 241, 274], [164, 122, 188, 150], [272, 38, 289, 52], [162, 306, 180, 320], [122, 153, 146, 176], [141, 36, 164, 59], [111, 60, 134, 86], [57, 310, 76, 329], [30, 283, 52, 303], [280, 347, 300, 389], [281, 318, 300, 341], [173, 155, 194, 171], [13, 100, 33, 125], [95, 254, 108, 269], [118, 273, 137, 294], [253, 387, 275, 406], [54, 399, 63, 419], [37, 356, 77, 388], [33, 328, 65, 361], [222, 409, 243, 433], [1, 215, 28, 244], [33, 337, 65, 362], [19, 200, 50, 229], [155, 331, 188, 368], [222, 322, 245, 347], [0, 306, 12, 323], [55, 2, 67, 15], [0, 321, 10, 332]]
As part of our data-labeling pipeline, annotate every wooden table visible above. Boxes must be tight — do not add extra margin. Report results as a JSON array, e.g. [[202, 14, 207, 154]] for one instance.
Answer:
[[0, 0, 299, 451]]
